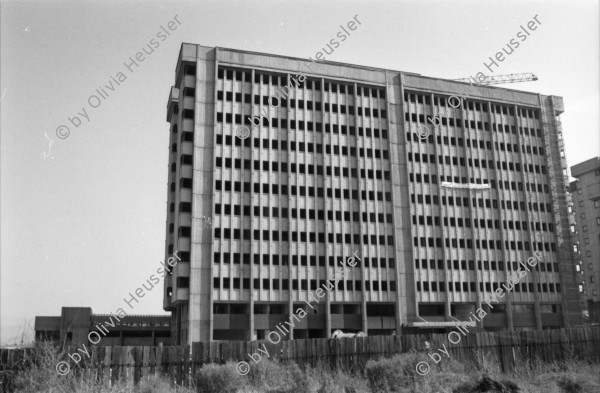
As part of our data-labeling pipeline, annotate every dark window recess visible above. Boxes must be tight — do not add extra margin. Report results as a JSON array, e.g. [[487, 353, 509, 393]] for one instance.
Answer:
[[177, 277, 190, 288]]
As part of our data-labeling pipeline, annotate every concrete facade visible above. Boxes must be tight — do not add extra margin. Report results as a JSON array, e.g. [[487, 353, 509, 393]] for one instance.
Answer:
[[163, 43, 582, 345], [570, 157, 600, 322]]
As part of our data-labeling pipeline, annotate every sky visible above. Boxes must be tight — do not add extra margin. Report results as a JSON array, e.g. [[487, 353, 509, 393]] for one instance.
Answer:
[[1, 0, 599, 346]]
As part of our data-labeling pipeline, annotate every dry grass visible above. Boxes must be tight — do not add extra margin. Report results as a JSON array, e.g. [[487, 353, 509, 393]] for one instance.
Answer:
[[3, 343, 599, 393], [4, 342, 195, 393]]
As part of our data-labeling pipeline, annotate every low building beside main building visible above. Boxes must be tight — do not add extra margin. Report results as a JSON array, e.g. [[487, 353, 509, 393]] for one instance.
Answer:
[[34, 307, 171, 346]]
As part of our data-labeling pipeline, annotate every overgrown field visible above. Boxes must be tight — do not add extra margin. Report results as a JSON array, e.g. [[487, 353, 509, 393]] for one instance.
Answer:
[[3, 343, 600, 393]]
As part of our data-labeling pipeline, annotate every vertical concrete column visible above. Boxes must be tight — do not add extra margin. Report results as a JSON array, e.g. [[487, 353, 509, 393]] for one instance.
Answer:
[[427, 92, 451, 322], [188, 45, 216, 344], [350, 81, 368, 335], [389, 72, 416, 334], [461, 97, 480, 327], [286, 72, 295, 339], [513, 104, 542, 330], [248, 69, 256, 341], [321, 77, 333, 338]]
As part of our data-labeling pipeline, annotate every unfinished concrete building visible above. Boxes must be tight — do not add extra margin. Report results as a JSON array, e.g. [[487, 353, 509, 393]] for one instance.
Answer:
[[163, 43, 582, 344]]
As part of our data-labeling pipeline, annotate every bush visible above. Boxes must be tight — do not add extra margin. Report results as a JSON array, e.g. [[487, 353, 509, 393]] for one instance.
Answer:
[[364, 351, 476, 393], [365, 353, 426, 392], [10, 342, 88, 393], [309, 366, 371, 393], [194, 362, 242, 393], [246, 357, 289, 388], [544, 370, 600, 393], [136, 375, 196, 393], [272, 362, 309, 393], [554, 375, 583, 393], [451, 375, 520, 393], [246, 360, 309, 393]]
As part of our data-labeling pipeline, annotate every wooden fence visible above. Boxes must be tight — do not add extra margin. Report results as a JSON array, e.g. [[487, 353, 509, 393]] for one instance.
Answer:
[[1, 327, 599, 391]]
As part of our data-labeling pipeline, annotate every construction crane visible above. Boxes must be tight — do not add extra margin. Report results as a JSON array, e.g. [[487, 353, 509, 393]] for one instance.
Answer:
[[453, 72, 538, 86]]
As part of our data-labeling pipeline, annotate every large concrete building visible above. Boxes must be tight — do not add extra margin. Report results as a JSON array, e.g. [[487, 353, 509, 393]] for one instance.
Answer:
[[163, 43, 582, 344], [570, 157, 600, 322]]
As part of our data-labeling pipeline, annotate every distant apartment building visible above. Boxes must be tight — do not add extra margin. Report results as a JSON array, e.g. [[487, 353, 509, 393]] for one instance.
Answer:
[[163, 43, 582, 344], [34, 307, 171, 346], [570, 157, 600, 322]]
